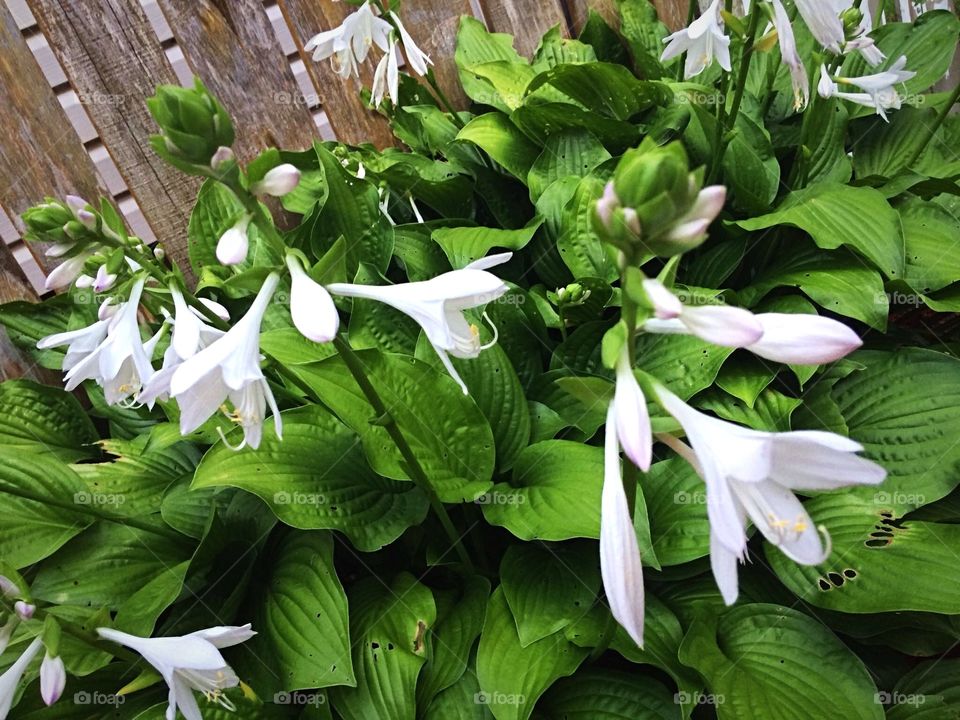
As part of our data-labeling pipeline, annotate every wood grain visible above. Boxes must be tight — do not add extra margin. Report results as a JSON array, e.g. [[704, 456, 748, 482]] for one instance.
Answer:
[[0, 2, 103, 275], [478, 0, 570, 58], [654, 0, 688, 31], [0, 242, 53, 382], [277, 0, 396, 148], [566, 0, 619, 34], [156, 0, 319, 160], [397, 0, 474, 108], [28, 0, 199, 282]]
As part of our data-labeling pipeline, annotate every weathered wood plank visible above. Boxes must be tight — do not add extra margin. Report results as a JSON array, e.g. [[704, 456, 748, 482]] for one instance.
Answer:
[[397, 0, 474, 108], [478, 0, 570, 58], [276, 0, 396, 148], [0, 241, 52, 382], [156, 0, 319, 160], [653, 0, 688, 31], [28, 0, 199, 281], [0, 3, 103, 276], [565, 0, 619, 34]]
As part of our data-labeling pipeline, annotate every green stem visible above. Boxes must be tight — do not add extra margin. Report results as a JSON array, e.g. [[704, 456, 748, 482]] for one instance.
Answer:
[[708, 4, 762, 182], [19, 604, 143, 665], [904, 82, 960, 169], [424, 71, 465, 129], [332, 336, 474, 571]]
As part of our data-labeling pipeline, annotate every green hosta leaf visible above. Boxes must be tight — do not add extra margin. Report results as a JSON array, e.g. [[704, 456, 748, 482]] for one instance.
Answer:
[[511, 103, 640, 154], [346, 264, 419, 354], [259, 327, 337, 365], [330, 574, 436, 720], [476, 588, 588, 720], [481, 440, 601, 540], [678, 604, 882, 720], [806, 100, 852, 184], [393, 225, 452, 281], [192, 406, 428, 551], [469, 62, 538, 112], [457, 114, 542, 182], [714, 355, 776, 408], [768, 493, 960, 614], [721, 108, 780, 214], [618, 0, 669, 79], [532, 26, 598, 71], [71, 439, 199, 517], [525, 63, 670, 121], [899, 197, 960, 295], [433, 218, 542, 269], [160, 480, 218, 539], [697, 388, 801, 432], [32, 522, 191, 619], [527, 131, 612, 202], [0, 295, 75, 370], [735, 184, 904, 279], [537, 669, 681, 719], [557, 176, 617, 282], [425, 671, 493, 720], [241, 531, 354, 692], [292, 351, 495, 503], [0, 380, 97, 461], [418, 572, 491, 707], [0, 453, 93, 568], [640, 458, 710, 567], [852, 106, 941, 180], [456, 17, 528, 111], [500, 542, 600, 647], [636, 333, 736, 401], [740, 245, 888, 330], [887, 659, 960, 719]]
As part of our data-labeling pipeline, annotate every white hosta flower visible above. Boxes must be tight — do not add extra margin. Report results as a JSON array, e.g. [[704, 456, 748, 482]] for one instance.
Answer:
[[39, 653, 65, 706], [749, 313, 862, 364], [251, 164, 301, 198], [97, 625, 255, 720], [287, 255, 339, 343], [641, 280, 763, 348], [372, 42, 400, 107], [794, 0, 846, 53], [304, 1, 392, 81], [664, 184, 727, 251], [613, 352, 652, 471], [0, 618, 16, 656], [846, 3, 885, 66], [13, 602, 33, 621], [37, 318, 110, 373], [771, 0, 810, 110], [93, 264, 117, 293], [818, 57, 916, 121], [0, 637, 43, 720], [600, 405, 645, 647], [390, 11, 432, 76], [661, 0, 731, 79], [655, 386, 886, 604], [171, 285, 204, 360], [44, 249, 94, 291], [328, 254, 512, 394], [216, 215, 251, 266], [58, 277, 154, 404], [170, 274, 281, 450]]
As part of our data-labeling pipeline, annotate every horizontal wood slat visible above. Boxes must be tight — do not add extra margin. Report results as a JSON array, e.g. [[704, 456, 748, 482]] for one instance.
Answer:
[[479, 0, 570, 58]]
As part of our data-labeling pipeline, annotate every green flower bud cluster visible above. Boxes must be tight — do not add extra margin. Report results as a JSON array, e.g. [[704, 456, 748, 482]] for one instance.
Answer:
[[147, 78, 235, 174]]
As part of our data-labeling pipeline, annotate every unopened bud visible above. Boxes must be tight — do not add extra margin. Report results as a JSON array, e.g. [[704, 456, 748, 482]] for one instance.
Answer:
[[14, 601, 35, 620], [153, 246, 166, 261], [210, 146, 235, 171], [0, 575, 20, 598], [40, 653, 66, 706], [216, 216, 251, 266], [252, 164, 301, 197], [93, 265, 117, 293]]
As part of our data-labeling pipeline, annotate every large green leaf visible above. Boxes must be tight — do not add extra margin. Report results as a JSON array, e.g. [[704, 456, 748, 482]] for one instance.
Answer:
[[640, 458, 710, 566], [735, 184, 904, 279], [433, 219, 542, 269], [887, 659, 960, 719], [241, 531, 354, 692], [292, 351, 495, 503], [330, 574, 436, 720], [0, 454, 94, 568], [0, 380, 97, 461], [192, 406, 429, 551], [457, 114, 542, 182], [678, 604, 883, 720], [527, 131, 612, 202], [476, 588, 588, 720], [500, 542, 600, 647], [536, 669, 680, 720], [899, 197, 960, 295], [525, 63, 669, 121], [557, 175, 618, 282]]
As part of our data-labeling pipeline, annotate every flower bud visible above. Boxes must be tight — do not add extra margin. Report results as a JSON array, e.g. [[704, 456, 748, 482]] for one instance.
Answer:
[[595, 182, 619, 231], [147, 79, 235, 171], [40, 653, 66, 706], [286, 255, 339, 343], [93, 264, 117, 293], [45, 251, 94, 292], [216, 216, 251, 266], [22, 202, 75, 245], [210, 145, 235, 172], [14, 601, 35, 620], [252, 164, 301, 197], [613, 140, 693, 215], [197, 297, 230, 322], [153, 246, 166, 261], [0, 575, 20, 598]]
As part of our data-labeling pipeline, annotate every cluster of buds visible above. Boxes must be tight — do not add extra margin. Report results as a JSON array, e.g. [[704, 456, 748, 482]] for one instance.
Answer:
[[593, 139, 726, 259], [147, 78, 235, 174]]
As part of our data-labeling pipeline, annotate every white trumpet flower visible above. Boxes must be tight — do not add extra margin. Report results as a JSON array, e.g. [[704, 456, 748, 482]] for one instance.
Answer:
[[0, 637, 43, 720], [613, 351, 652, 472], [641, 279, 763, 348], [749, 313, 862, 364], [818, 57, 916, 121], [169, 273, 281, 450], [97, 625, 255, 720], [661, 0, 731, 79], [39, 653, 65, 706], [327, 254, 512, 394], [794, 0, 846, 53], [600, 404, 646, 648], [771, 0, 810, 110], [287, 255, 339, 343], [372, 42, 400, 107], [654, 386, 886, 605], [305, 1, 392, 81], [390, 11, 432, 76]]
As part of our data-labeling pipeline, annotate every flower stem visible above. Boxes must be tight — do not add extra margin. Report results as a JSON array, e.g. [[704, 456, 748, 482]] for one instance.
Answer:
[[424, 70, 466, 129], [332, 336, 474, 571], [708, 4, 762, 183], [904, 81, 960, 169]]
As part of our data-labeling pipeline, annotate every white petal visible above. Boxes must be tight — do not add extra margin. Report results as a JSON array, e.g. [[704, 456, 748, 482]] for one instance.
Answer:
[[749, 313, 862, 364], [176, 369, 230, 434], [288, 256, 340, 342], [771, 434, 886, 490], [642, 279, 683, 319], [465, 252, 513, 271], [614, 356, 652, 471], [735, 480, 827, 565], [190, 624, 256, 649], [172, 286, 202, 360], [40, 654, 66, 706], [710, 528, 743, 605], [680, 304, 764, 347], [170, 675, 203, 720], [601, 405, 645, 647]]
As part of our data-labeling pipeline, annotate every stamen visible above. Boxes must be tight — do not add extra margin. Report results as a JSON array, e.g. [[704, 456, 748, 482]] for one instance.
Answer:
[[216, 426, 248, 452], [479, 311, 500, 351]]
